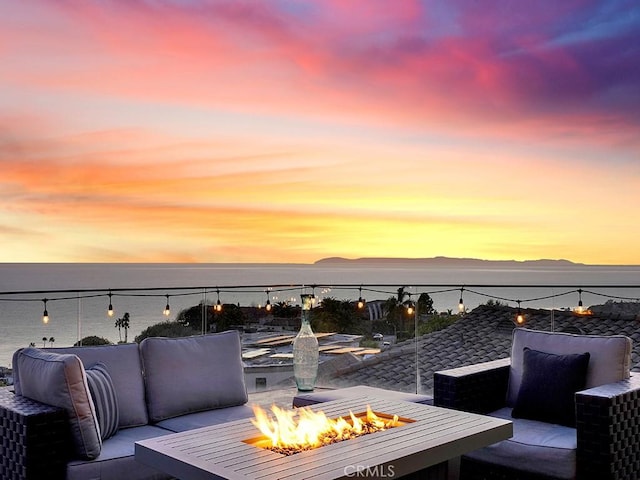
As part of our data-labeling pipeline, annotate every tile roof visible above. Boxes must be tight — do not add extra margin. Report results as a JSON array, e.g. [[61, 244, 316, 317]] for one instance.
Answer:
[[323, 305, 640, 395]]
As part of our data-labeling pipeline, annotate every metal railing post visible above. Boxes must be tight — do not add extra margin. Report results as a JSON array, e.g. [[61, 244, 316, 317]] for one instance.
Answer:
[[77, 292, 82, 346]]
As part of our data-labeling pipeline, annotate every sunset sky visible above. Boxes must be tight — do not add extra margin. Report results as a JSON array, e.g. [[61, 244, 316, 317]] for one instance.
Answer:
[[1, 1, 639, 264]]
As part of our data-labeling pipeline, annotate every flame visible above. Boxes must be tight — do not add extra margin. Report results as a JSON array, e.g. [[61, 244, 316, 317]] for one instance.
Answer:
[[250, 404, 401, 453]]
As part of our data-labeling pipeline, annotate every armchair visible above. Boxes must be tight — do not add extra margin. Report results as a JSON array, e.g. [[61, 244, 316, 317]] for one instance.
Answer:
[[434, 328, 640, 480]]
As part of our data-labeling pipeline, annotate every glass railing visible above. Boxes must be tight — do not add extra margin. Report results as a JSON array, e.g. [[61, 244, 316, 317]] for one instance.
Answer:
[[2, 283, 639, 396]]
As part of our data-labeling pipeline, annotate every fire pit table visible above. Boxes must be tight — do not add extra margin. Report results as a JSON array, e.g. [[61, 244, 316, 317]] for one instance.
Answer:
[[135, 397, 512, 480]]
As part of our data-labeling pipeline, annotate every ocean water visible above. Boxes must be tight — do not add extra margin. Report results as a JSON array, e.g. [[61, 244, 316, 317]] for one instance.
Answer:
[[0, 262, 639, 367]]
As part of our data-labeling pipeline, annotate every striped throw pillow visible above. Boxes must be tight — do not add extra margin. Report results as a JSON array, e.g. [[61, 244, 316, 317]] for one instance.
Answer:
[[85, 363, 120, 440]]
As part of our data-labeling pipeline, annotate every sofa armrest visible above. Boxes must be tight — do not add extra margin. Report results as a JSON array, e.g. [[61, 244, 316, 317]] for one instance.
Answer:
[[433, 358, 511, 414], [0, 387, 69, 480], [575, 373, 640, 480]]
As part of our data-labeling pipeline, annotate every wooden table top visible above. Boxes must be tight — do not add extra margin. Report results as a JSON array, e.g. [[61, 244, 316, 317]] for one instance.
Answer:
[[135, 397, 512, 480]]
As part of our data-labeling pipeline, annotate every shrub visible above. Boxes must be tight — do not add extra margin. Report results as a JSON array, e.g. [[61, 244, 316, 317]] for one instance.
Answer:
[[359, 338, 380, 348], [134, 321, 199, 343], [74, 336, 112, 346], [417, 315, 458, 335]]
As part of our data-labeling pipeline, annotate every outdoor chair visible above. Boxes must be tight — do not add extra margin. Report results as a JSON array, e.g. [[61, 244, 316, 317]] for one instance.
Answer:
[[433, 327, 640, 480]]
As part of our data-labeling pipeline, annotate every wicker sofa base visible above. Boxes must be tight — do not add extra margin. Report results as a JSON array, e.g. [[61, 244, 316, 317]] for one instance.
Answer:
[[0, 388, 69, 480]]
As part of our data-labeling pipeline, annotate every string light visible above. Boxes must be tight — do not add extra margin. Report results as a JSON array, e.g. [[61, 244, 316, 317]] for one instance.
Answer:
[[215, 289, 222, 312], [357, 286, 365, 309], [42, 298, 49, 324], [265, 290, 272, 312], [406, 294, 414, 316], [577, 288, 584, 314], [107, 291, 114, 317], [516, 300, 525, 325], [163, 294, 170, 316], [0, 283, 637, 333], [458, 287, 465, 314]]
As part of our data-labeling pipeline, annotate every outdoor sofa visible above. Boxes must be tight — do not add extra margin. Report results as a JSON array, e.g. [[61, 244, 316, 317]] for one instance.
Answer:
[[0, 330, 255, 480], [434, 327, 640, 480]]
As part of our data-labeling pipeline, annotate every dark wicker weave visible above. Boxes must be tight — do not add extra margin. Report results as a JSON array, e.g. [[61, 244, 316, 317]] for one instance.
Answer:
[[434, 361, 640, 480], [575, 375, 640, 480], [434, 358, 510, 414], [0, 387, 69, 480]]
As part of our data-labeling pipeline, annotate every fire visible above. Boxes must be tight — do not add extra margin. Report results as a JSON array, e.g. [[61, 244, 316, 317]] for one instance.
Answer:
[[249, 404, 403, 455]]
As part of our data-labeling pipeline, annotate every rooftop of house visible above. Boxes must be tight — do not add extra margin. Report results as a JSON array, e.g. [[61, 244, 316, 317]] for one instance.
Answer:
[[320, 304, 640, 395]]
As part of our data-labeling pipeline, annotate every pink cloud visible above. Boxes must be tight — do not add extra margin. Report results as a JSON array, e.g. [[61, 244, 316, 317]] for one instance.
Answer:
[[4, 0, 637, 150]]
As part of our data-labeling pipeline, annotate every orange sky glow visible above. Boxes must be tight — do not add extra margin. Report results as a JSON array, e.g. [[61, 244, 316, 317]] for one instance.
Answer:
[[1, 1, 639, 264]]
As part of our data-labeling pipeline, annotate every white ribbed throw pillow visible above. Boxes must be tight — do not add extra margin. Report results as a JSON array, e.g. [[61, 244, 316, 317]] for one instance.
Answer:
[[86, 363, 120, 441]]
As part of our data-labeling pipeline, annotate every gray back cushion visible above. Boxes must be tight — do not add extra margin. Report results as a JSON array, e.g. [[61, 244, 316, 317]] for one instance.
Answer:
[[49, 343, 148, 427], [13, 348, 102, 459], [507, 328, 632, 406], [140, 331, 248, 422]]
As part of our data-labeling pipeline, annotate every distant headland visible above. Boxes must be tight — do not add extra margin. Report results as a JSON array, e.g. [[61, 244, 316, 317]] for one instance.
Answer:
[[315, 256, 584, 267]]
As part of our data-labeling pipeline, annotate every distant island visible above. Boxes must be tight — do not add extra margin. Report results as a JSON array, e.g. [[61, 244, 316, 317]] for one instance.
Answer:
[[315, 256, 584, 267]]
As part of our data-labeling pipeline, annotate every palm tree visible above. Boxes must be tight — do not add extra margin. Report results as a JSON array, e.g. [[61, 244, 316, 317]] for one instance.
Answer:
[[115, 316, 122, 342], [49, 337, 55, 348], [384, 287, 417, 338], [115, 312, 131, 343], [122, 312, 130, 343], [42, 336, 47, 348]]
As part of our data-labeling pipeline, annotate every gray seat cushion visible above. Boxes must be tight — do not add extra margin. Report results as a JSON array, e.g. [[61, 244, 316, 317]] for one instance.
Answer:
[[140, 331, 248, 422], [507, 328, 631, 406], [49, 343, 149, 428], [66, 425, 173, 480], [154, 404, 256, 432], [465, 407, 577, 479]]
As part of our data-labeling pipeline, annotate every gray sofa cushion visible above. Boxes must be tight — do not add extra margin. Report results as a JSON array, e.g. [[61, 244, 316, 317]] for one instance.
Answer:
[[66, 425, 173, 480], [154, 404, 256, 432], [140, 331, 248, 422], [507, 328, 631, 406], [466, 407, 577, 480], [49, 343, 149, 427], [13, 348, 102, 460]]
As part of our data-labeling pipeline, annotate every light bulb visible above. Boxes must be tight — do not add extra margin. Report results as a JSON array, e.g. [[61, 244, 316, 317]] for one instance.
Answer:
[[163, 295, 170, 316], [577, 289, 584, 314], [516, 301, 524, 324], [42, 299, 49, 324], [107, 292, 114, 317], [215, 290, 222, 312]]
